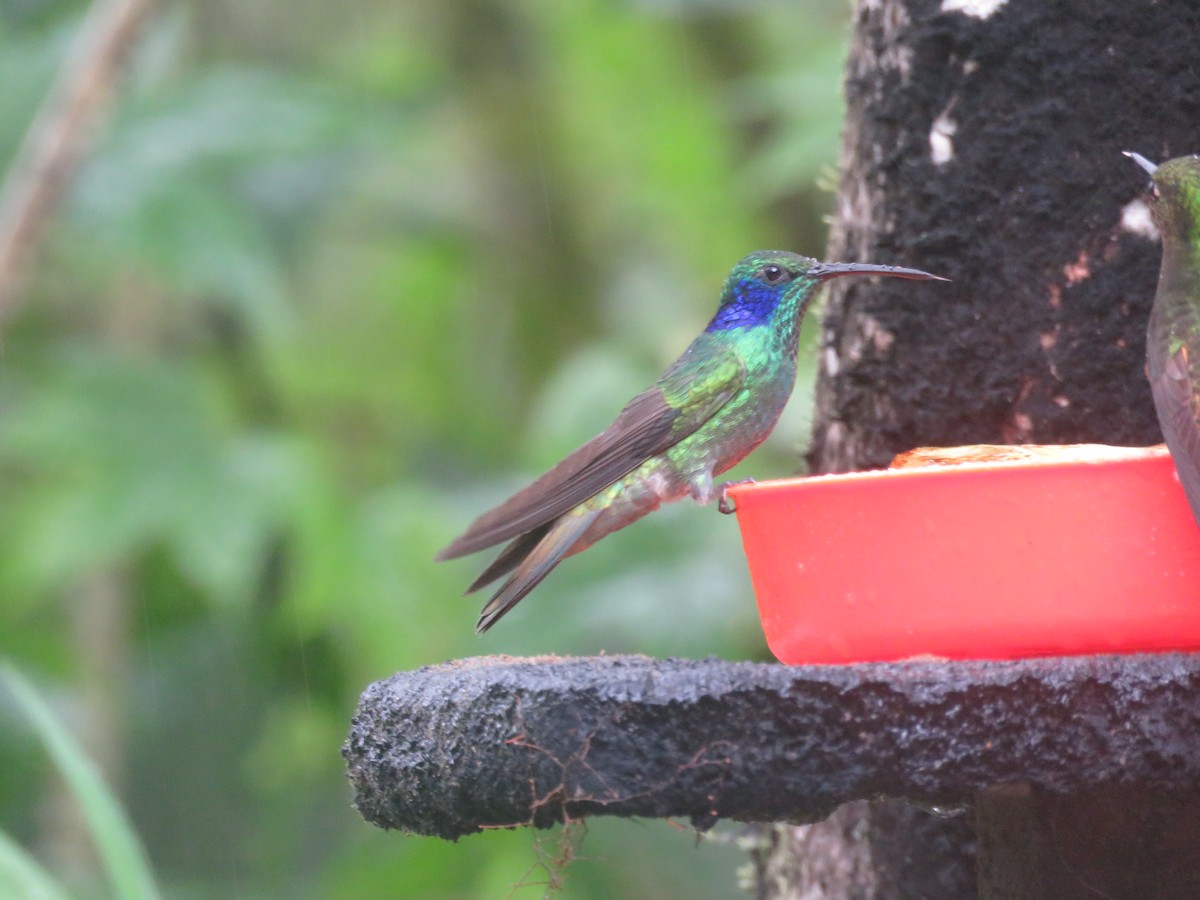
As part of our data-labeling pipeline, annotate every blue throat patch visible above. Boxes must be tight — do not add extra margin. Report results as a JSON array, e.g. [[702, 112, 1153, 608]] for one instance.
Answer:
[[706, 278, 780, 332]]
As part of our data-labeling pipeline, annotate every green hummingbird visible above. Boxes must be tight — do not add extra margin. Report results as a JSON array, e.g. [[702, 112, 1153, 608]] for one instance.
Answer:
[[438, 250, 947, 632], [1127, 152, 1200, 526]]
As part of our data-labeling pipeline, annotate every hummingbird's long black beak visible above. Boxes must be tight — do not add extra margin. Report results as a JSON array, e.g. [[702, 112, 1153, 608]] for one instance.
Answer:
[[810, 261, 949, 283], [1124, 150, 1159, 176]]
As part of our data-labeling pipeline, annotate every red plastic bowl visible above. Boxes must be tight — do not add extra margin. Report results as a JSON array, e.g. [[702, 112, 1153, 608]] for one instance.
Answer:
[[728, 445, 1200, 664]]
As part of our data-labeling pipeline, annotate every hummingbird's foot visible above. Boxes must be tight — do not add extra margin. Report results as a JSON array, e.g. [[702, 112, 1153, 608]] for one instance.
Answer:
[[717, 478, 756, 514]]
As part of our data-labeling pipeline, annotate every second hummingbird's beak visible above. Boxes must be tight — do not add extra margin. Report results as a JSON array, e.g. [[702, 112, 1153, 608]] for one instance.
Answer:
[[1124, 150, 1158, 176], [809, 261, 949, 283]]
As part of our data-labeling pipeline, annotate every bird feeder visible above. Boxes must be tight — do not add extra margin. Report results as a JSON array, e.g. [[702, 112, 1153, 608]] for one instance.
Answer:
[[728, 444, 1200, 665]]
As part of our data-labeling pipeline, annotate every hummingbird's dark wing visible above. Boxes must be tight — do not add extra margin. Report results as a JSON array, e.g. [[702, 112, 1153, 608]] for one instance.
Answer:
[[1148, 337, 1200, 523], [436, 339, 747, 561]]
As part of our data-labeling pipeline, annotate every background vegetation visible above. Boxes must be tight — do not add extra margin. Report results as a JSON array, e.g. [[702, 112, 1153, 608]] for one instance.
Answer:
[[0, 0, 849, 896]]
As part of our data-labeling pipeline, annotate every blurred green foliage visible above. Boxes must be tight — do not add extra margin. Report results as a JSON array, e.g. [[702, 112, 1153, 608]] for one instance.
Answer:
[[0, 0, 849, 896], [0, 663, 159, 899]]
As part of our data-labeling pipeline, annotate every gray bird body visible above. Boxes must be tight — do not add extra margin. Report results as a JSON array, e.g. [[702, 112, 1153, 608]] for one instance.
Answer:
[[1128, 152, 1200, 526]]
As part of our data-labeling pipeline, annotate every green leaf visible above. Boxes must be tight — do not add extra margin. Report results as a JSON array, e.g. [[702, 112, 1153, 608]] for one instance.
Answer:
[[0, 828, 70, 900], [0, 350, 302, 607], [0, 664, 160, 900], [66, 66, 382, 339]]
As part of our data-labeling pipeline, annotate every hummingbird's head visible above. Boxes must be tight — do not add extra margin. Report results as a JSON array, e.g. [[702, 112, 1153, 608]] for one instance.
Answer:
[[1127, 152, 1200, 244], [707, 250, 946, 332]]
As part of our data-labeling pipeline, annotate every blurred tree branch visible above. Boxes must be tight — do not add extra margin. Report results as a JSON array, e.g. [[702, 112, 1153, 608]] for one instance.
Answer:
[[0, 0, 155, 318]]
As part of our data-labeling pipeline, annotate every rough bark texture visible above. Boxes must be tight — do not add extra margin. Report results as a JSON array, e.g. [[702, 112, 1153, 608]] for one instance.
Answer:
[[975, 784, 1200, 900], [343, 653, 1200, 841], [746, 803, 977, 900], [811, 0, 1200, 475]]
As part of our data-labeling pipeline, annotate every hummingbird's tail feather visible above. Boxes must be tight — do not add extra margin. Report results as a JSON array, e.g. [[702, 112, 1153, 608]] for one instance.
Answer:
[[476, 509, 601, 634], [465, 523, 553, 594]]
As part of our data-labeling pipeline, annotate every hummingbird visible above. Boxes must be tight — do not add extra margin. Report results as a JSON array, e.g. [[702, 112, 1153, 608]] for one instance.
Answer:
[[1127, 151, 1200, 527], [438, 250, 947, 632]]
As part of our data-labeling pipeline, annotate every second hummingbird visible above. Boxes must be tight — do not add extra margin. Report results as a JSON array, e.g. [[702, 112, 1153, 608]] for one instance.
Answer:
[[1127, 152, 1200, 528], [438, 249, 948, 632]]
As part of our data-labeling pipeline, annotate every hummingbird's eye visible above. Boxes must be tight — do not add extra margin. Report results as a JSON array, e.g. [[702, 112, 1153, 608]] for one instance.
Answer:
[[761, 264, 788, 285]]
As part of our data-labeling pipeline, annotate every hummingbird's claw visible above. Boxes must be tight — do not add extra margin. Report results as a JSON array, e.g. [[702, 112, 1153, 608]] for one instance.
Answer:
[[717, 478, 756, 514]]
